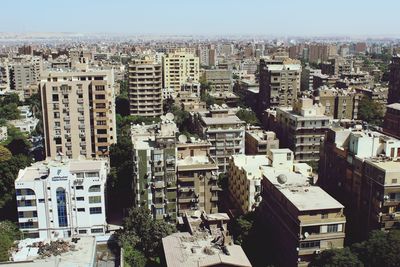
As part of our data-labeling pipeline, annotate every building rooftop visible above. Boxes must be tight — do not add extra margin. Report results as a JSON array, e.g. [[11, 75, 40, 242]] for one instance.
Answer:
[[387, 103, 400, 111], [8, 236, 96, 267], [231, 155, 269, 180], [201, 115, 244, 126], [262, 166, 344, 211], [16, 158, 107, 182]]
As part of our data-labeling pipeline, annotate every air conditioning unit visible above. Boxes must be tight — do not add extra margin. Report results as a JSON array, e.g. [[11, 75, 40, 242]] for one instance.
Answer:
[[315, 249, 321, 254]]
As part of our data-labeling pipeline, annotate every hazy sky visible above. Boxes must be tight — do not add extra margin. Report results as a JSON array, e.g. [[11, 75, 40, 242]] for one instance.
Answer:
[[1, 0, 399, 36]]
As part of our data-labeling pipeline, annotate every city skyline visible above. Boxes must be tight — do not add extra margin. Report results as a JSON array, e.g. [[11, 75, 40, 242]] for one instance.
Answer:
[[1, 0, 400, 37]]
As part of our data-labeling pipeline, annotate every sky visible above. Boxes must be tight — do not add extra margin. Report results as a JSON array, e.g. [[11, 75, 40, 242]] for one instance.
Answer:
[[1, 0, 400, 37]]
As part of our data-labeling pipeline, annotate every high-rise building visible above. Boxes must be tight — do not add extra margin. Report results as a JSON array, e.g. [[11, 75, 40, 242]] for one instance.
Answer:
[[319, 127, 400, 241], [176, 139, 219, 216], [9, 56, 42, 94], [258, 149, 345, 266], [194, 105, 245, 172], [162, 52, 199, 93], [383, 103, 400, 139], [268, 98, 330, 162], [128, 58, 163, 117], [131, 121, 179, 221], [15, 158, 109, 239], [388, 55, 400, 104], [40, 69, 117, 159], [258, 57, 301, 112]]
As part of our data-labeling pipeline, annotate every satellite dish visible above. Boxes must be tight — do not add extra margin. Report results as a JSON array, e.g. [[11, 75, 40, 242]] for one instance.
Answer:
[[166, 112, 174, 121], [277, 174, 287, 184], [178, 134, 188, 144], [160, 115, 166, 122], [304, 232, 309, 238]]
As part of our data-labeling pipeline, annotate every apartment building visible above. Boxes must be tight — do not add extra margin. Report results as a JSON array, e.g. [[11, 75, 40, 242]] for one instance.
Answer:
[[319, 127, 400, 241], [40, 69, 117, 159], [258, 57, 301, 112], [14, 158, 109, 239], [388, 55, 400, 104], [131, 120, 178, 221], [128, 58, 163, 117], [176, 139, 219, 216], [9, 56, 42, 94], [228, 154, 269, 213], [258, 149, 345, 266], [195, 105, 245, 172], [271, 98, 330, 162], [314, 87, 356, 119], [203, 69, 233, 93], [383, 103, 400, 139], [162, 52, 200, 93], [245, 129, 279, 155], [0, 59, 10, 93]]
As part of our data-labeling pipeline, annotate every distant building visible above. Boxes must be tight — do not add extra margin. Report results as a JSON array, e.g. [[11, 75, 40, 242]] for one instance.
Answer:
[[270, 98, 330, 162], [162, 212, 252, 267], [383, 103, 400, 139], [40, 69, 117, 159], [258, 57, 301, 112], [203, 69, 233, 93], [258, 149, 345, 266], [128, 58, 163, 117], [388, 55, 400, 104], [162, 52, 200, 93], [15, 158, 109, 239], [314, 87, 356, 119], [245, 129, 279, 155]]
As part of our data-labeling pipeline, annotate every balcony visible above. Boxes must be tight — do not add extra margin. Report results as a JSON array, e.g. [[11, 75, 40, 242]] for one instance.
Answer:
[[78, 116, 85, 121], [77, 99, 84, 104], [64, 125, 71, 130]]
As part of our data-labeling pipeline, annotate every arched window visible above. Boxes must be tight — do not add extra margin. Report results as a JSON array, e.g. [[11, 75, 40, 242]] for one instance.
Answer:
[[56, 188, 68, 227]]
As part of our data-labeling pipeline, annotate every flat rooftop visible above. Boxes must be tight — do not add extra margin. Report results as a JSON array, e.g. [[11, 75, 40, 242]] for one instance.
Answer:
[[201, 115, 244, 126], [177, 156, 214, 166], [387, 103, 400, 111], [16, 158, 106, 182], [231, 154, 269, 180], [162, 232, 251, 267], [9, 236, 96, 267], [262, 166, 344, 211]]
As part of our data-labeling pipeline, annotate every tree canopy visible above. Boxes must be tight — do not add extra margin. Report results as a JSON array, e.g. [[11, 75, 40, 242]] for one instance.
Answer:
[[117, 206, 176, 265], [0, 94, 21, 121], [0, 220, 21, 261], [236, 109, 260, 125], [357, 96, 384, 126]]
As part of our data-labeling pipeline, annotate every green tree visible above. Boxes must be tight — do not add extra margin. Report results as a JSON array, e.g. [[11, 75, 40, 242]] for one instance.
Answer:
[[236, 109, 260, 125], [200, 93, 216, 107], [310, 248, 363, 267], [117, 206, 176, 260], [357, 96, 384, 126], [0, 146, 12, 162], [231, 212, 255, 246], [0, 221, 21, 261], [124, 244, 147, 267]]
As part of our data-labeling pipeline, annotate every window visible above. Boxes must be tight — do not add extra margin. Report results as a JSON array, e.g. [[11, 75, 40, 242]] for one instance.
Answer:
[[91, 228, 103, 233], [90, 207, 102, 214], [76, 186, 84, 190], [300, 241, 320, 249], [321, 213, 328, 219], [76, 197, 84, 201], [38, 199, 45, 203], [86, 172, 99, 178], [75, 173, 84, 178], [56, 188, 68, 227], [287, 153, 291, 160], [78, 230, 87, 234], [89, 196, 101, 203], [77, 208, 85, 212], [89, 185, 101, 192], [52, 94, 59, 101], [328, 224, 339, 233]]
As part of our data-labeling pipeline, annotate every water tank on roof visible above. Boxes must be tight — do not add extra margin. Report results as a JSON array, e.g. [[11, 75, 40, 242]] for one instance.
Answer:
[[277, 174, 287, 184]]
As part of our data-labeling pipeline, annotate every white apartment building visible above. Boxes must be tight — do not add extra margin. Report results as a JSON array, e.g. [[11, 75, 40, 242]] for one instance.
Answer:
[[15, 158, 109, 239]]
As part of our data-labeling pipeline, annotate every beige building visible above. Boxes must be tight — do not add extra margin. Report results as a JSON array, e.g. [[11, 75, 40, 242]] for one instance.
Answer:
[[176, 139, 219, 216], [315, 87, 356, 119], [228, 154, 269, 213], [128, 58, 163, 117], [40, 69, 117, 159], [258, 57, 301, 111], [259, 149, 346, 266], [271, 98, 330, 162], [162, 52, 200, 93], [203, 69, 233, 93], [195, 105, 245, 172], [245, 128, 279, 155]]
